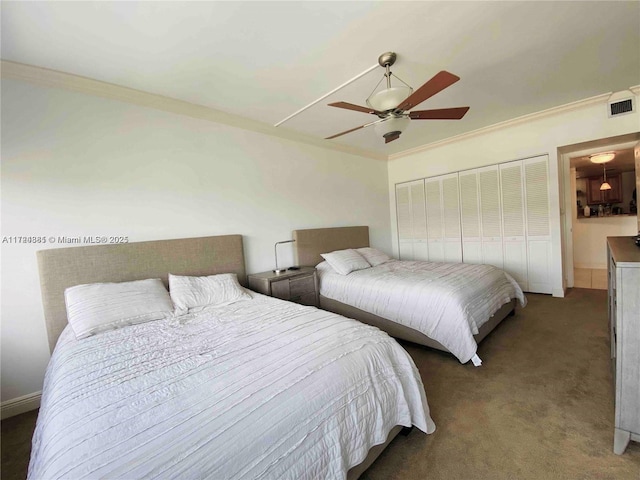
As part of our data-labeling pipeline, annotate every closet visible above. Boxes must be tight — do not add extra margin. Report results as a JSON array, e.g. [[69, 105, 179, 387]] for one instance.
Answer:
[[395, 155, 552, 294], [425, 173, 462, 262], [396, 179, 428, 261]]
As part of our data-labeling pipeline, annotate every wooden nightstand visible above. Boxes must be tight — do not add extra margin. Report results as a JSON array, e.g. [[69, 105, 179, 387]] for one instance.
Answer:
[[248, 267, 319, 307]]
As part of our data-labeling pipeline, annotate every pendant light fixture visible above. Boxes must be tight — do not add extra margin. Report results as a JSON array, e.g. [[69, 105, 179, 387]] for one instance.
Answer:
[[600, 165, 612, 191], [366, 53, 413, 141], [589, 152, 615, 164], [588, 151, 615, 191]]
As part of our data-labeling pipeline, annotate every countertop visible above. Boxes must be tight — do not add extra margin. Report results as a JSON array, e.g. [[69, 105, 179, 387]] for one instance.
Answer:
[[578, 213, 637, 220], [607, 236, 640, 266]]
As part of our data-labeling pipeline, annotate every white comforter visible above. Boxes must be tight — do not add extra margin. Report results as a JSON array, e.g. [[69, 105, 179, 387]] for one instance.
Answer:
[[317, 260, 527, 364], [29, 292, 434, 480]]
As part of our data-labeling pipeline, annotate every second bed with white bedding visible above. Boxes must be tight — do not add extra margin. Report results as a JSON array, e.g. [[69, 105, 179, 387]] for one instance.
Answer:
[[29, 292, 434, 480], [317, 259, 527, 364]]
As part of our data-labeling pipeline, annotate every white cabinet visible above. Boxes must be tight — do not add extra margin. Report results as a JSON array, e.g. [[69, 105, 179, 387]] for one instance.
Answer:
[[607, 237, 640, 455], [395, 155, 552, 294]]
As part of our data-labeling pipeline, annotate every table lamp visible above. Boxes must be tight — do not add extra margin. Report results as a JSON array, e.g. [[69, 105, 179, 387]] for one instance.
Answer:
[[273, 239, 295, 273]]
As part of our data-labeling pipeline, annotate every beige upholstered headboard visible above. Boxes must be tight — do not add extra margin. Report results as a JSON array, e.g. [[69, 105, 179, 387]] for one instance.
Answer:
[[37, 235, 246, 353], [292, 226, 369, 266]]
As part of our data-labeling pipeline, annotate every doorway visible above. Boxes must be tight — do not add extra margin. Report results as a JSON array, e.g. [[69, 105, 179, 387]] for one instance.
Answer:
[[559, 133, 640, 290]]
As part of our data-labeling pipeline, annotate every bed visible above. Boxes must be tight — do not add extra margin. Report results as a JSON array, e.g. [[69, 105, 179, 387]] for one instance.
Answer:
[[292, 226, 526, 366], [30, 234, 435, 480]]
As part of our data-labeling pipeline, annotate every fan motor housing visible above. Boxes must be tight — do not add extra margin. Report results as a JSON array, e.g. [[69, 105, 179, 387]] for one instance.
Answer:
[[378, 52, 397, 68]]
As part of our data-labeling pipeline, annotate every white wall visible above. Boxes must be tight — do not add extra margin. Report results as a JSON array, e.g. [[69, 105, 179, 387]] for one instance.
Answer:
[[388, 94, 640, 297], [0, 79, 391, 403], [573, 216, 638, 270]]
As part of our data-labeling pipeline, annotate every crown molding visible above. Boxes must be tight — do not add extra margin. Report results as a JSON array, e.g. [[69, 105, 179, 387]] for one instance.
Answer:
[[389, 91, 620, 161], [1, 61, 387, 161], [4, 61, 637, 164]]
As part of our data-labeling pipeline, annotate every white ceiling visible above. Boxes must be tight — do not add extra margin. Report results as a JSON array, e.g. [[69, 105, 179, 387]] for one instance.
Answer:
[[2, 1, 639, 157]]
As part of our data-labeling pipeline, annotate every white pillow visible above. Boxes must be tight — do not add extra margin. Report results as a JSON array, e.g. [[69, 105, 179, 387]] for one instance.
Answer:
[[64, 278, 174, 340], [356, 247, 392, 267], [169, 273, 250, 315], [316, 261, 336, 274], [320, 249, 370, 275]]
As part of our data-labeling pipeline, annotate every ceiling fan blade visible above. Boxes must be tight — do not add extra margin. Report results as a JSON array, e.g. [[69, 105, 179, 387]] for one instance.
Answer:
[[384, 133, 401, 144], [325, 124, 367, 140], [328, 102, 380, 115], [409, 107, 470, 120], [396, 71, 461, 111]]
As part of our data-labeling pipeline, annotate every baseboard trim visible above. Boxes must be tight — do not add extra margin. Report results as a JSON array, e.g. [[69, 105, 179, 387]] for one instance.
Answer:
[[574, 264, 607, 271], [1, 391, 41, 420]]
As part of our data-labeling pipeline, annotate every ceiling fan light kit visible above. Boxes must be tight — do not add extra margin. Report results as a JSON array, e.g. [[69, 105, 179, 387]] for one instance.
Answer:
[[367, 86, 413, 112], [366, 52, 413, 112], [326, 51, 470, 144], [375, 115, 410, 143]]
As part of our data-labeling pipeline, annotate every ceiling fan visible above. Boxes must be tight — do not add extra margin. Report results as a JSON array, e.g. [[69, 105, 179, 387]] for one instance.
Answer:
[[326, 52, 470, 144]]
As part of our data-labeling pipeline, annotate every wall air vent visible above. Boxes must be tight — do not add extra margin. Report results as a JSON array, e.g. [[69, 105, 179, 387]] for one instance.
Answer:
[[607, 90, 635, 118], [610, 98, 633, 116]]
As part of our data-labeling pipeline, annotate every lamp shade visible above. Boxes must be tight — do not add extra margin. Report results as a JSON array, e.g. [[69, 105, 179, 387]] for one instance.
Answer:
[[600, 182, 612, 191], [374, 116, 410, 138], [590, 152, 615, 164], [367, 86, 412, 111]]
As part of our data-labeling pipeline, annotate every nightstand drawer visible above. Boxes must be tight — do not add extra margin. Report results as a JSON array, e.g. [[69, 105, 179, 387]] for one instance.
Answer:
[[295, 292, 318, 307], [289, 275, 315, 297], [271, 279, 290, 300]]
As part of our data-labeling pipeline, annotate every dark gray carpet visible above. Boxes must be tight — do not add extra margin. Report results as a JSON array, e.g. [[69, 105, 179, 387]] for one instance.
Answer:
[[363, 288, 640, 479], [1, 408, 37, 480], [2, 289, 639, 479]]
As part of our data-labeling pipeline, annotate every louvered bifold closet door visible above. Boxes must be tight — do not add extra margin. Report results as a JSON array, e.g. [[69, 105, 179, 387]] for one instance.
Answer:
[[425, 177, 444, 261], [524, 155, 552, 294], [478, 165, 504, 269], [500, 161, 528, 290], [396, 180, 428, 260], [410, 180, 429, 260], [459, 171, 483, 264], [442, 173, 463, 262], [396, 182, 414, 260]]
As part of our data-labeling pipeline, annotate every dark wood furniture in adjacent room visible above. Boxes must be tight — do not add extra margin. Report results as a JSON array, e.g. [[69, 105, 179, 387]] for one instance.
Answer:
[[587, 173, 622, 204]]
